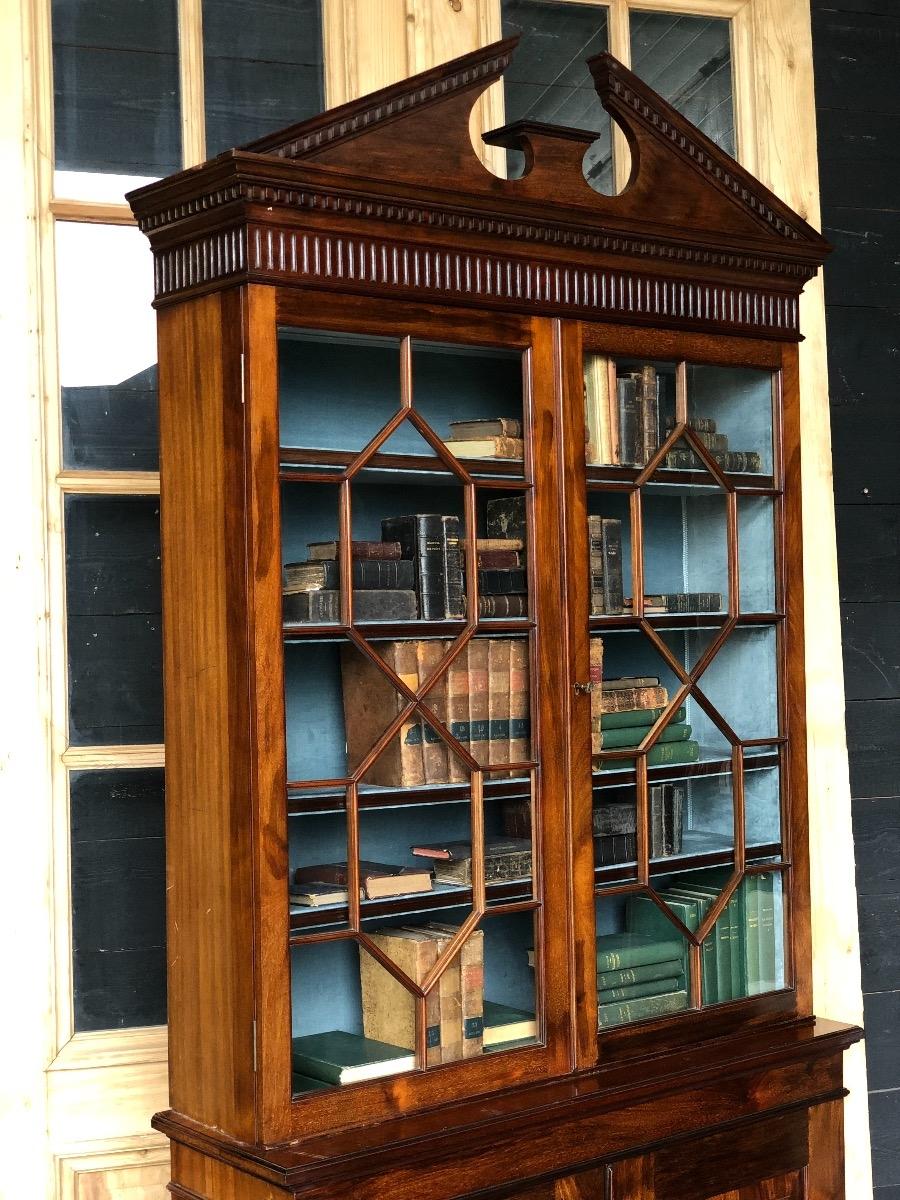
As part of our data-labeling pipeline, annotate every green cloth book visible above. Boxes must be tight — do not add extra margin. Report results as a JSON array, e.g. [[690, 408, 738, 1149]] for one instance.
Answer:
[[665, 884, 726, 1004], [757, 872, 778, 991], [745, 874, 761, 994], [291, 1030, 415, 1085], [626, 892, 715, 1001], [597, 957, 684, 991], [599, 975, 683, 1003], [599, 988, 689, 1028], [483, 1000, 537, 1047], [600, 722, 692, 750], [292, 1072, 330, 1094], [595, 932, 684, 973], [600, 739, 701, 770], [600, 705, 686, 730]]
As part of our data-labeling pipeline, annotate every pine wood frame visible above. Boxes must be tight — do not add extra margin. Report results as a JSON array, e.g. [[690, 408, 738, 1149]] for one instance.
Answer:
[[3, 0, 869, 1196]]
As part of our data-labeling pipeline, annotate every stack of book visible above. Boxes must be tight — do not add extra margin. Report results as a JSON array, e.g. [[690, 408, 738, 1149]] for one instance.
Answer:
[[410, 837, 532, 885], [594, 673, 700, 770], [663, 416, 762, 474], [592, 786, 685, 865], [624, 592, 723, 614], [596, 932, 689, 1027], [588, 515, 624, 614], [290, 860, 433, 906], [291, 1030, 414, 1089], [443, 417, 524, 461], [625, 870, 780, 1008], [471, 537, 528, 618], [359, 921, 537, 1066], [341, 638, 530, 786], [382, 514, 465, 620], [282, 539, 418, 623]]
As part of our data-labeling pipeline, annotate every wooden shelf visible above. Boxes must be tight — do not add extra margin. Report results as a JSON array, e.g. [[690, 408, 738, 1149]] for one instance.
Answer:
[[595, 834, 783, 888], [593, 750, 780, 788], [585, 464, 778, 493], [287, 775, 533, 814], [280, 446, 528, 482], [588, 612, 784, 632], [283, 617, 533, 641], [289, 877, 534, 937]]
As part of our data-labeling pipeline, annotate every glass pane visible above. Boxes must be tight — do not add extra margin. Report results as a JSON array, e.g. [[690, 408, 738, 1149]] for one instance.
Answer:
[[203, 0, 325, 155], [745, 756, 782, 851], [52, 0, 181, 200], [686, 365, 774, 477], [630, 12, 735, 158], [596, 894, 691, 1028], [695, 626, 780, 742], [70, 768, 166, 1031], [585, 357, 677, 469], [57, 223, 159, 470], [65, 496, 162, 745], [739, 496, 777, 612], [703, 870, 786, 1003], [501, 0, 614, 192]]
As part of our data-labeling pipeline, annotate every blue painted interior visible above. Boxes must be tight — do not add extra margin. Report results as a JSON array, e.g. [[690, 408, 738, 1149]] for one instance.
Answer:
[[687, 364, 774, 474], [738, 496, 776, 611]]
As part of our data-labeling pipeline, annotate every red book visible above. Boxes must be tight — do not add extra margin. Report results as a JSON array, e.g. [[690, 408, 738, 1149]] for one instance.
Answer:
[[477, 549, 521, 568]]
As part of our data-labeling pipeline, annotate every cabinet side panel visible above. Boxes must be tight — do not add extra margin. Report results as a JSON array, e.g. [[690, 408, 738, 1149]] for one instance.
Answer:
[[158, 290, 256, 1139]]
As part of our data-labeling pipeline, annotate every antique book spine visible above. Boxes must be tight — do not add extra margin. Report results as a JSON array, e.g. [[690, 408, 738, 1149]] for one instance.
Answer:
[[443, 436, 524, 459], [409, 926, 463, 1064], [307, 539, 402, 560], [488, 638, 512, 769], [508, 638, 530, 771], [340, 641, 424, 787], [639, 365, 659, 466], [477, 549, 521, 568], [430, 924, 485, 1058], [381, 514, 447, 620], [460, 536, 525, 552], [649, 786, 666, 858], [441, 515, 465, 619], [758, 872, 777, 990], [665, 784, 685, 854], [600, 704, 685, 730], [432, 845, 532, 886], [596, 935, 684, 973], [597, 958, 685, 990], [594, 832, 637, 865], [598, 988, 688, 1028], [485, 495, 527, 540], [598, 722, 691, 749], [616, 374, 643, 466], [583, 353, 612, 464], [592, 800, 636, 836], [417, 639, 449, 785], [284, 589, 419, 623], [665, 416, 717, 435], [500, 797, 532, 839], [660, 591, 723, 613], [683, 430, 729, 452], [445, 646, 470, 783], [467, 639, 490, 767], [590, 637, 604, 755], [600, 685, 668, 713], [284, 558, 416, 591], [664, 448, 762, 473], [599, 741, 700, 770], [744, 873, 761, 994], [479, 593, 528, 618], [478, 567, 528, 594], [599, 975, 682, 1003], [601, 519, 624, 614], [362, 932, 441, 1065]]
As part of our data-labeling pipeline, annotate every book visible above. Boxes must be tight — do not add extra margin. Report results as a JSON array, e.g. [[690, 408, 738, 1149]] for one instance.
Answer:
[[599, 975, 683, 1003], [639, 364, 660, 466], [599, 685, 669, 713], [361, 928, 442, 1065], [284, 589, 418, 623], [307, 540, 402, 560], [626, 892, 701, 997], [293, 861, 433, 900], [599, 988, 689, 1028], [410, 838, 532, 886], [485, 496, 526, 540], [588, 517, 624, 615], [598, 722, 692, 750], [659, 783, 685, 856], [479, 593, 528, 618], [483, 1000, 536, 1047], [596, 932, 684, 972], [616, 373, 643, 466], [664, 884, 722, 1003], [597, 739, 700, 770], [595, 832, 637, 865], [508, 638, 530, 769], [757, 872, 778, 991], [584, 354, 613, 464], [446, 641, 470, 784], [292, 1072, 330, 1094], [283, 558, 416, 592], [341, 641, 424, 787], [429, 923, 484, 1057], [441, 515, 465, 619], [477, 549, 521, 568], [381, 514, 463, 621], [448, 417, 522, 439], [500, 797, 532, 839], [602, 675, 659, 691], [599, 704, 685, 730], [488, 638, 512, 769], [665, 416, 717, 435], [417, 638, 448, 785], [478, 567, 528, 594], [460, 537, 525, 552], [291, 1030, 414, 1085], [289, 881, 349, 907], [744, 873, 761, 995], [593, 800, 636, 836], [597, 957, 685, 991], [467, 638, 490, 767], [443, 436, 524, 459], [664, 448, 762, 473], [401, 925, 463, 1063]]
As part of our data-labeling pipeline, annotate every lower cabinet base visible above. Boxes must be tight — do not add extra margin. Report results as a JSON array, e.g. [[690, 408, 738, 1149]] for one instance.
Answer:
[[157, 1023, 858, 1200]]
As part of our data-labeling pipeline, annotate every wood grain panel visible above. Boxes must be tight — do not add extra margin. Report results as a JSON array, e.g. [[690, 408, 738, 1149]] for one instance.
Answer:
[[156, 290, 256, 1140]]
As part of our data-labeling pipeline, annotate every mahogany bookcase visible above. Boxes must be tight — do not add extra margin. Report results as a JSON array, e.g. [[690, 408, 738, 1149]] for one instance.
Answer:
[[129, 39, 862, 1200]]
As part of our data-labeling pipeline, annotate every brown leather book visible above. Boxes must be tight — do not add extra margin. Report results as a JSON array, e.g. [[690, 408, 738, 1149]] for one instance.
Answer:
[[488, 639, 512, 771], [292, 861, 433, 899], [417, 639, 449, 785], [429, 923, 484, 1058], [403, 925, 463, 1063], [508, 638, 530, 772], [477, 549, 521, 569], [590, 638, 604, 754], [361, 929, 442, 1066], [600, 685, 669, 713], [467, 639, 490, 767], [446, 646, 469, 784], [340, 641, 424, 787]]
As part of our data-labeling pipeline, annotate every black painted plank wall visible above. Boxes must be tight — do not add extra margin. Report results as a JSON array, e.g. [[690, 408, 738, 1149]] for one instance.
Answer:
[[813, 2, 900, 1193]]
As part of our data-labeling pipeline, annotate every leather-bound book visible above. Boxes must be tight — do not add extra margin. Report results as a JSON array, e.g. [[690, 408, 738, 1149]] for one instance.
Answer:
[[307, 539, 403, 560], [445, 646, 470, 784], [340, 641, 424, 787], [381, 514, 453, 620], [485, 495, 526, 540], [417, 638, 449, 785], [402, 925, 463, 1063], [467, 639, 490, 767], [488, 639, 512, 770], [283, 590, 418, 623], [361, 928, 442, 1066], [508, 638, 530, 772], [283, 558, 415, 592], [429, 923, 485, 1058]]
